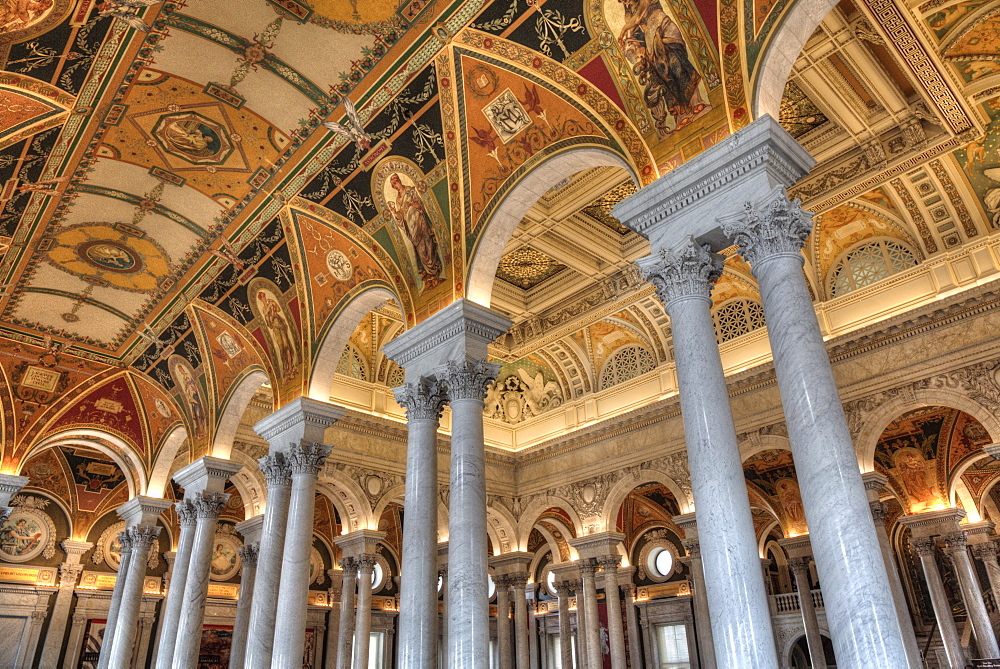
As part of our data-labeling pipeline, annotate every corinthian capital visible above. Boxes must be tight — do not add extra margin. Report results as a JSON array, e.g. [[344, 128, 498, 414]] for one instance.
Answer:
[[258, 452, 291, 488], [394, 378, 446, 421], [176, 499, 197, 527], [719, 186, 814, 267], [286, 441, 331, 476], [440, 359, 500, 402], [190, 492, 229, 520], [910, 537, 937, 557], [636, 238, 723, 307], [127, 524, 162, 553]]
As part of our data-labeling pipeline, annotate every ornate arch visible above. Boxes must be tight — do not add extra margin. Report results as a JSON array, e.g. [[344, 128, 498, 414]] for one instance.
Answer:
[[514, 497, 583, 552], [601, 467, 693, 533]]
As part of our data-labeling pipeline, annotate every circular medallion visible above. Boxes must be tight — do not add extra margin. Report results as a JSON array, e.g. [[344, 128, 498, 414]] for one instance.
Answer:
[[78, 240, 141, 274], [325, 250, 353, 282], [209, 532, 242, 581], [0, 506, 54, 563]]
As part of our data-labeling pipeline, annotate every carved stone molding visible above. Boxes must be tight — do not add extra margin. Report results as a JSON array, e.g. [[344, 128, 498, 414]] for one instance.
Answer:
[[719, 187, 813, 266]]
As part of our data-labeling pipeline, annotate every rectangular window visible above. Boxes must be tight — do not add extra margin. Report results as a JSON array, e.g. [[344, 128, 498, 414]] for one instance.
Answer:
[[655, 624, 691, 669], [545, 632, 578, 668]]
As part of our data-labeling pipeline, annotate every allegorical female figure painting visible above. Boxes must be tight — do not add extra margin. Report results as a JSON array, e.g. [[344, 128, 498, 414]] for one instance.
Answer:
[[617, 0, 709, 136], [248, 278, 300, 384], [386, 172, 443, 289]]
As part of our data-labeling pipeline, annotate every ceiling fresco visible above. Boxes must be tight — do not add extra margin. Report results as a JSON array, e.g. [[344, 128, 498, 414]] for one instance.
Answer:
[[0, 0, 994, 493]]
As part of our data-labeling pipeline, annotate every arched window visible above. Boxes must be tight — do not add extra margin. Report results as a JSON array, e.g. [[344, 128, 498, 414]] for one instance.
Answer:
[[599, 344, 656, 390], [386, 364, 405, 388], [829, 239, 918, 297], [712, 298, 766, 343], [336, 343, 368, 381]]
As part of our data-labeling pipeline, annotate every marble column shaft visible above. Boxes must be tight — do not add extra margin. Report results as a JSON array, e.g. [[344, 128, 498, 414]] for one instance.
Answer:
[[497, 576, 514, 669], [443, 360, 499, 667], [109, 525, 161, 669], [527, 586, 539, 669], [555, 583, 574, 669], [681, 540, 715, 669], [599, 557, 627, 669], [154, 500, 196, 669], [440, 565, 448, 658], [352, 555, 376, 669], [228, 543, 259, 669], [511, 575, 531, 669], [38, 540, 90, 667], [912, 538, 965, 667], [639, 240, 776, 667], [789, 558, 826, 669], [244, 453, 292, 669], [622, 582, 642, 669], [866, 498, 923, 669], [272, 442, 331, 669], [395, 380, 444, 669], [579, 560, 602, 669], [971, 541, 1000, 612], [722, 189, 907, 667], [97, 540, 131, 669], [944, 532, 1000, 658], [335, 558, 359, 669], [173, 492, 228, 669], [570, 580, 587, 669]]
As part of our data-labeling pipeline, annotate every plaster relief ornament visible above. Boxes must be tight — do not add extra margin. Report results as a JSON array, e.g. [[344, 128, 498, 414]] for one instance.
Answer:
[[325, 249, 353, 282], [96, 0, 160, 32], [0, 0, 53, 34], [323, 98, 372, 152], [483, 88, 532, 143], [486, 369, 563, 424], [0, 496, 55, 563]]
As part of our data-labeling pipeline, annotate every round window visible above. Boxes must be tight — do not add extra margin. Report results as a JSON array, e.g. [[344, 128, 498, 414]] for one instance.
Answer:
[[371, 562, 384, 590], [648, 546, 674, 578], [546, 569, 557, 596], [487, 573, 496, 600]]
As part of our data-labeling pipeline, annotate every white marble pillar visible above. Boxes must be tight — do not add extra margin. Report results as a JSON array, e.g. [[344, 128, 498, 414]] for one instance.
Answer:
[[439, 559, 449, 659], [621, 574, 642, 669], [38, 540, 91, 667], [497, 576, 514, 669], [527, 585, 539, 669], [109, 525, 162, 669], [244, 452, 292, 668], [911, 538, 965, 667], [443, 359, 501, 666], [578, 559, 602, 669], [570, 579, 586, 669], [788, 558, 826, 669], [638, 240, 776, 667], [352, 555, 377, 669], [335, 558, 359, 669], [861, 473, 922, 669], [173, 492, 229, 668], [97, 536, 132, 669], [673, 513, 714, 669], [554, 582, 574, 669], [325, 569, 343, 669], [943, 532, 1000, 658], [272, 441, 331, 669], [511, 574, 531, 669], [392, 378, 444, 669], [970, 541, 1000, 611], [598, 556, 626, 669], [154, 500, 196, 669], [229, 517, 261, 669], [721, 188, 907, 667]]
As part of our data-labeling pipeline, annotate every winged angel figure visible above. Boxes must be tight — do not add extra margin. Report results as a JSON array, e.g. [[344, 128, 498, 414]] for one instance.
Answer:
[[518, 368, 561, 416], [97, 0, 161, 32], [323, 99, 372, 151]]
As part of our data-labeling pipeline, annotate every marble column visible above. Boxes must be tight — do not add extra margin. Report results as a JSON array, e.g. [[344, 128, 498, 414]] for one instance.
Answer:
[[721, 188, 906, 667], [578, 559, 602, 669], [527, 584, 539, 669], [439, 555, 449, 659], [620, 572, 642, 669], [598, 556, 627, 669], [673, 513, 714, 669], [554, 581, 574, 669], [38, 540, 91, 667], [272, 441, 331, 669], [569, 579, 586, 669], [511, 574, 531, 669], [173, 491, 230, 668], [637, 240, 776, 667], [788, 558, 825, 669], [325, 569, 343, 669], [970, 541, 1000, 610], [391, 378, 444, 669], [229, 515, 264, 669], [107, 496, 172, 669], [911, 538, 965, 667], [154, 500, 196, 669], [0, 473, 28, 526], [861, 473, 922, 669], [384, 300, 509, 668], [497, 575, 514, 669], [97, 536, 131, 669], [943, 532, 1000, 658], [335, 558, 359, 669], [244, 452, 291, 668], [352, 554, 377, 669]]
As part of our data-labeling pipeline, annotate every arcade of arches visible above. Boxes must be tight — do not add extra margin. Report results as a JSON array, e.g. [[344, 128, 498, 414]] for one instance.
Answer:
[[2, 0, 1000, 667]]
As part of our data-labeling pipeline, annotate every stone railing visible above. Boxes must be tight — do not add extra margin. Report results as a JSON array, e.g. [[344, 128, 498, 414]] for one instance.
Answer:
[[769, 589, 825, 615]]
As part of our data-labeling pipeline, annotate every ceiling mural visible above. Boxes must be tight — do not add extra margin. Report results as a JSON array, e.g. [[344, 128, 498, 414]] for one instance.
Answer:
[[742, 449, 807, 537]]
